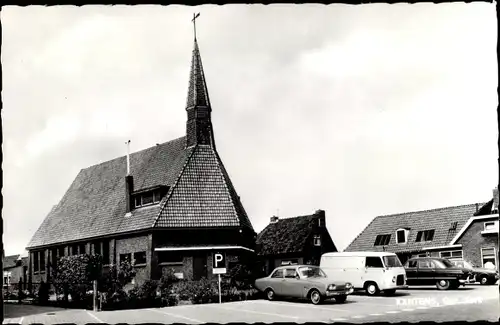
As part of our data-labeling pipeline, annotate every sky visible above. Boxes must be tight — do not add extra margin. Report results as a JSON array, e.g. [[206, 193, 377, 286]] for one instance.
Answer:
[[1, 4, 498, 257]]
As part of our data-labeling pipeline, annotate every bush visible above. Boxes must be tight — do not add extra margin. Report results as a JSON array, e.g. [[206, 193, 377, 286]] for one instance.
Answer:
[[52, 254, 102, 304], [227, 263, 258, 290]]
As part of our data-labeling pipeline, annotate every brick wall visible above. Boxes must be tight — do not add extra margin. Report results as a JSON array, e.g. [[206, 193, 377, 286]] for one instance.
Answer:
[[115, 235, 150, 286], [457, 218, 499, 267]]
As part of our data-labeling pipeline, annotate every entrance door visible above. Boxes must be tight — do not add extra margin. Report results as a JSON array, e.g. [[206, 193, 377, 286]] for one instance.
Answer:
[[193, 254, 207, 280]]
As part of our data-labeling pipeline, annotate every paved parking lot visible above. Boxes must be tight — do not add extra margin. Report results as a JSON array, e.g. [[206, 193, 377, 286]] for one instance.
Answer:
[[3, 285, 498, 324]]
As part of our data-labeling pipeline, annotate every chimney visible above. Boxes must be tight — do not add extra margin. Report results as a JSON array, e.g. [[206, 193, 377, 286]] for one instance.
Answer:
[[475, 203, 479, 213], [492, 187, 499, 213], [315, 209, 326, 227], [270, 216, 279, 224], [125, 140, 133, 215]]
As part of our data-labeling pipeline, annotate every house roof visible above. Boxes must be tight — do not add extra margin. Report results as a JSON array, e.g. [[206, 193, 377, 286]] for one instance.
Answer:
[[27, 36, 254, 250], [3, 255, 21, 269], [344, 203, 483, 254], [27, 137, 190, 248], [256, 213, 321, 256]]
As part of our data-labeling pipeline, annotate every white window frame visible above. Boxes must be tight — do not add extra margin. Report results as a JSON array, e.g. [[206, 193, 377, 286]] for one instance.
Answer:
[[480, 247, 497, 269], [396, 228, 409, 244], [313, 235, 321, 246], [484, 221, 498, 231], [439, 250, 463, 260]]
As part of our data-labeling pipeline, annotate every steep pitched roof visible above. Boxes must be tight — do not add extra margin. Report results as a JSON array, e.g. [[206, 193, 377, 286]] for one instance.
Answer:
[[256, 213, 320, 256], [186, 39, 211, 110], [3, 255, 21, 269], [27, 137, 190, 248], [345, 203, 482, 254], [154, 145, 253, 230]]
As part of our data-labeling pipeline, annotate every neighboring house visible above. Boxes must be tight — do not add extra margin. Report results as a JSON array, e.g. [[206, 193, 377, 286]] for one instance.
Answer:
[[345, 187, 499, 269], [256, 210, 338, 275], [3, 254, 28, 290], [25, 34, 256, 289]]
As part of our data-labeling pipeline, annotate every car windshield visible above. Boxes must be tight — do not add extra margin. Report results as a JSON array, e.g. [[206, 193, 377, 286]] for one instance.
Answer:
[[298, 266, 326, 278], [435, 259, 454, 268], [383, 255, 403, 268]]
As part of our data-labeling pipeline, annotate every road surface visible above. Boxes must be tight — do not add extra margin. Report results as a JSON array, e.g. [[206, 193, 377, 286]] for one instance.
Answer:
[[3, 284, 498, 324]]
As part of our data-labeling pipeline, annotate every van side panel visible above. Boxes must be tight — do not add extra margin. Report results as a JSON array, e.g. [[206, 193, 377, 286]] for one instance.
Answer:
[[320, 256, 365, 288]]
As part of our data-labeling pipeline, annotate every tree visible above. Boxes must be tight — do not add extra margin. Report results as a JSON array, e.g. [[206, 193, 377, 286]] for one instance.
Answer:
[[53, 254, 102, 303]]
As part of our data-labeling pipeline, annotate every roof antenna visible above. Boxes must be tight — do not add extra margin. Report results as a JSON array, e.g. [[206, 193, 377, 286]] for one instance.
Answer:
[[126, 140, 131, 176]]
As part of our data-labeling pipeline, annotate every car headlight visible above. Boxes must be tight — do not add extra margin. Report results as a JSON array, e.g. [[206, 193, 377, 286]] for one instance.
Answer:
[[345, 283, 352, 288], [327, 284, 337, 291], [392, 276, 396, 283]]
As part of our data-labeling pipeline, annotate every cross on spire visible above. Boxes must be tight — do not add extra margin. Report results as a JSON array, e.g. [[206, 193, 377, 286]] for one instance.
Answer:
[[192, 12, 200, 40]]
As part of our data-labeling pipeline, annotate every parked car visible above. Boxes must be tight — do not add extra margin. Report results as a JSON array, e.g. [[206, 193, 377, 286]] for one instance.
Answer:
[[452, 260, 499, 285], [320, 252, 407, 296], [404, 257, 472, 290], [254, 265, 354, 305]]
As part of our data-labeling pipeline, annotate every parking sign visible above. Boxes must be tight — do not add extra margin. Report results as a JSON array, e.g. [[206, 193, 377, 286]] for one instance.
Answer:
[[212, 252, 226, 274]]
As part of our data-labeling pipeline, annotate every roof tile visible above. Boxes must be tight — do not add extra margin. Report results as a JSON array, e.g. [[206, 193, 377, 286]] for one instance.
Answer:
[[345, 203, 482, 253]]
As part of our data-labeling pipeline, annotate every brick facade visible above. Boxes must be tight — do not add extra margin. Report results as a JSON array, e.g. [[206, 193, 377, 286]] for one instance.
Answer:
[[115, 234, 151, 286], [457, 218, 498, 268]]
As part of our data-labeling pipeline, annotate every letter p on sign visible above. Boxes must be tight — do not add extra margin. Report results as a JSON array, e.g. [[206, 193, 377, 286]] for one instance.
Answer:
[[213, 252, 227, 274]]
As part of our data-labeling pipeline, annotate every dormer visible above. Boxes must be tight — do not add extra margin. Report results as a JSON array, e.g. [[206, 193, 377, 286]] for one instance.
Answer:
[[131, 185, 169, 210], [396, 228, 410, 244]]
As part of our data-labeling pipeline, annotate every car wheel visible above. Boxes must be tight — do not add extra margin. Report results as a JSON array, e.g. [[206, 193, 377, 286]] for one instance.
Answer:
[[335, 295, 347, 304], [309, 289, 322, 305], [384, 289, 396, 296], [265, 289, 276, 301], [365, 282, 379, 296], [479, 276, 488, 285], [436, 279, 451, 290]]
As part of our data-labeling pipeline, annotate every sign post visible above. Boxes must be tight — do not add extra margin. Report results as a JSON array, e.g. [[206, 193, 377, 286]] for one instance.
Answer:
[[212, 252, 227, 304]]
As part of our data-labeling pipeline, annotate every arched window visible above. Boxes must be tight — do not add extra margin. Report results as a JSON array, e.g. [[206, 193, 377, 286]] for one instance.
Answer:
[[396, 228, 409, 244]]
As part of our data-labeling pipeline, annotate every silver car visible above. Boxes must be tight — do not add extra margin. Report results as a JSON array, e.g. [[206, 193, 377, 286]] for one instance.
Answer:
[[254, 265, 354, 305]]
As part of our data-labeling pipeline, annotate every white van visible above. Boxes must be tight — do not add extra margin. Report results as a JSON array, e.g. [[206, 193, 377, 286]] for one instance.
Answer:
[[320, 252, 407, 296]]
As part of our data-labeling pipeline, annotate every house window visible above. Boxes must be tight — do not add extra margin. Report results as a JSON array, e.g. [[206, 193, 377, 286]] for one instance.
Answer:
[[158, 252, 183, 265], [120, 253, 132, 264], [449, 222, 458, 230], [439, 250, 463, 260], [481, 247, 497, 269], [102, 241, 110, 265], [313, 235, 321, 246], [396, 229, 408, 244], [57, 247, 65, 258], [365, 257, 384, 268], [133, 252, 147, 265], [374, 234, 391, 246], [134, 189, 164, 208], [415, 229, 435, 242], [3, 276, 8, 285]]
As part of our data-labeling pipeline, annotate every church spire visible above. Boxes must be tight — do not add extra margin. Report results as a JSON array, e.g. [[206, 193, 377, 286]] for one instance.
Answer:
[[185, 13, 215, 149]]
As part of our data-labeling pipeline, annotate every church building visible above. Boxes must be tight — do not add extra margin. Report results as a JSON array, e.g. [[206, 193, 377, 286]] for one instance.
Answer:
[[26, 23, 256, 287]]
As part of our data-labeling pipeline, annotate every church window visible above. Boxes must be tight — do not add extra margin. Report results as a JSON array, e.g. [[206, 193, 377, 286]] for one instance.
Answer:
[[102, 241, 110, 265], [133, 252, 147, 265]]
